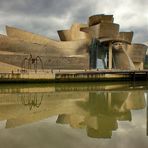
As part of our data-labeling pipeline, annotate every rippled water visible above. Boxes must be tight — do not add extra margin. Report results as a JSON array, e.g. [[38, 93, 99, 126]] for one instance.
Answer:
[[0, 82, 148, 148]]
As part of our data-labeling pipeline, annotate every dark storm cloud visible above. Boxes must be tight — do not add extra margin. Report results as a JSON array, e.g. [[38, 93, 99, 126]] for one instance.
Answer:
[[0, 0, 76, 17], [0, 0, 148, 42], [0, 0, 91, 38], [0, 0, 85, 38]]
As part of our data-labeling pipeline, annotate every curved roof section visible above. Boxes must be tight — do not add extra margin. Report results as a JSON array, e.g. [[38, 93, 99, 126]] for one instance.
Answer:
[[6, 26, 57, 44]]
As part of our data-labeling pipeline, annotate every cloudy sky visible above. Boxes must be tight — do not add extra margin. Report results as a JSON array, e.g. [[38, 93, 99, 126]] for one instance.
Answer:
[[0, 0, 148, 43]]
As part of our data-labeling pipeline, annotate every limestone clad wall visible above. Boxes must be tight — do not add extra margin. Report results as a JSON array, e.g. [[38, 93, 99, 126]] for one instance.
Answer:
[[0, 54, 89, 70], [44, 56, 89, 69]]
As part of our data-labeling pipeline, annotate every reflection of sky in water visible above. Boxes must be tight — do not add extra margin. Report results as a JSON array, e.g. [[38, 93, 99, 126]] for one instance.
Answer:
[[0, 108, 147, 148], [0, 83, 148, 148]]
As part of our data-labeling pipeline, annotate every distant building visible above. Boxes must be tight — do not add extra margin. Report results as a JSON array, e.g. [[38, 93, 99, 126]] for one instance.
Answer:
[[0, 14, 147, 72]]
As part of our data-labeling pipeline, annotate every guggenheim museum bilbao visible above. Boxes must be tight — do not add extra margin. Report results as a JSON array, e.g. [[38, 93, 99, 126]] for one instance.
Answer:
[[0, 14, 147, 72]]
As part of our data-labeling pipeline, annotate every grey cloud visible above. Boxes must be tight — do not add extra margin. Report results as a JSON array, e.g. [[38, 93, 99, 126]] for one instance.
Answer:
[[0, 0, 147, 42], [0, 116, 148, 148], [69, 0, 96, 21], [132, 26, 148, 43], [121, 25, 148, 43], [0, 0, 78, 17]]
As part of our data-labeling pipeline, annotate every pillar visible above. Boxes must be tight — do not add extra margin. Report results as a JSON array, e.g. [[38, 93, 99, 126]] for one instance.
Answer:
[[109, 42, 112, 69]]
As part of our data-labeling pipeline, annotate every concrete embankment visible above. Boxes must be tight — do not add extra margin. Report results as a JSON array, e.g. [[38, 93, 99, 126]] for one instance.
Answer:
[[0, 71, 55, 82], [0, 70, 148, 83]]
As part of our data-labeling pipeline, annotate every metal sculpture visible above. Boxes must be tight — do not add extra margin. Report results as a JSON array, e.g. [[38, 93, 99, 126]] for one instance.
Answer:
[[21, 54, 44, 72]]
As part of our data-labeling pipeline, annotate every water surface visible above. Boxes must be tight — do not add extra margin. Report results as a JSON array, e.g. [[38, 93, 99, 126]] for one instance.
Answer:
[[0, 82, 148, 148]]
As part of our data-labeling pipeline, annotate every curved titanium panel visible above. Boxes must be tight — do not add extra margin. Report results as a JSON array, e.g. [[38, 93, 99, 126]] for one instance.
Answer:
[[127, 44, 147, 62], [0, 35, 90, 69], [70, 24, 89, 41], [0, 35, 90, 56], [89, 14, 114, 26], [113, 43, 135, 70], [58, 24, 89, 41], [6, 26, 56, 45], [89, 23, 119, 39], [99, 32, 133, 44], [57, 30, 71, 41], [116, 32, 133, 43]]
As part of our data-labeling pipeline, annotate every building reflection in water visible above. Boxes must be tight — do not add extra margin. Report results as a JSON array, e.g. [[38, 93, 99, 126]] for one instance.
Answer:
[[0, 83, 147, 138], [56, 91, 146, 138]]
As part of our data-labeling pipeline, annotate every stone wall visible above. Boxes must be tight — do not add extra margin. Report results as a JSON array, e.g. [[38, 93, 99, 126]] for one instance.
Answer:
[[0, 54, 89, 70], [44, 56, 89, 69]]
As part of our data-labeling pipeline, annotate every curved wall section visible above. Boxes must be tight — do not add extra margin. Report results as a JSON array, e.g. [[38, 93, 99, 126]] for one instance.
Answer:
[[89, 15, 114, 26], [116, 32, 133, 43], [113, 45, 135, 70], [127, 44, 147, 62], [0, 35, 90, 56], [0, 35, 90, 70], [58, 30, 71, 41], [0, 14, 146, 71], [70, 24, 89, 41], [58, 24, 89, 41], [89, 23, 119, 39], [6, 26, 57, 44]]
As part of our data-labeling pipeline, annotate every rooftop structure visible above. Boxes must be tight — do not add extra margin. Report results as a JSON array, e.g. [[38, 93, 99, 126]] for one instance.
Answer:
[[0, 14, 147, 73]]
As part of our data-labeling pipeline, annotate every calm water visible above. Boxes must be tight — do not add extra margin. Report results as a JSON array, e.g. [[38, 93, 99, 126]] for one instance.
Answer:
[[0, 82, 148, 148]]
